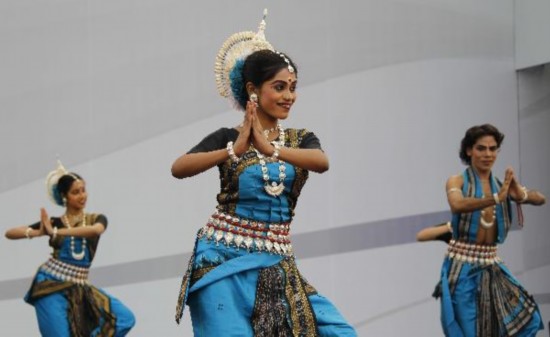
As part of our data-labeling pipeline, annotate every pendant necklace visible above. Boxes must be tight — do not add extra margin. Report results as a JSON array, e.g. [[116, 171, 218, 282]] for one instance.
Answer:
[[255, 124, 286, 197], [62, 212, 87, 260], [480, 190, 497, 229]]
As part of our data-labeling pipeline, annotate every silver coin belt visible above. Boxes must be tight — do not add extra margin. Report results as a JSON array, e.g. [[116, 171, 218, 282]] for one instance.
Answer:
[[198, 211, 293, 256], [445, 239, 500, 265], [39, 257, 90, 285]]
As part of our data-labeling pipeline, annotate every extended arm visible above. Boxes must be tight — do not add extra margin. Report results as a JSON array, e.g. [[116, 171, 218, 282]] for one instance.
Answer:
[[5, 225, 43, 240]]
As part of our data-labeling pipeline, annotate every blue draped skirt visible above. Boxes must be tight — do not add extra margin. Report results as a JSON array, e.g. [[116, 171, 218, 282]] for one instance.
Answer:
[[439, 258, 543, 337], [179, 238, 357, 337], [26, 270, 135, 337]]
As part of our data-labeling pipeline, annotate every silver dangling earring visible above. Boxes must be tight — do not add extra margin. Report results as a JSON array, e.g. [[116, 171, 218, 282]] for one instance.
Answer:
[[62, 197, 67, 207], [249, 93, 258, 103]]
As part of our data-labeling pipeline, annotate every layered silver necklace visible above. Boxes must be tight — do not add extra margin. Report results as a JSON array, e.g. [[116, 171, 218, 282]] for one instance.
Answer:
[[255, 124, 286, 197], [62, 212, 87, 260]]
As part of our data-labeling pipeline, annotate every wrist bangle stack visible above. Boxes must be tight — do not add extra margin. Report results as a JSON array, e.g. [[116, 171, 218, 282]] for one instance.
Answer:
[[493, 193, 500, 205], [25, 227, 32, 239], [52, 227, 58, 240], [226, 141, 240, 163]]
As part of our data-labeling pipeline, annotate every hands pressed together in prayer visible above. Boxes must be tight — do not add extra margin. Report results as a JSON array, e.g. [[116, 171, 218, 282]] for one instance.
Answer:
[[40, 208, 54, 237], [497, 167, 545, 205], [233, 100, 277, 158]]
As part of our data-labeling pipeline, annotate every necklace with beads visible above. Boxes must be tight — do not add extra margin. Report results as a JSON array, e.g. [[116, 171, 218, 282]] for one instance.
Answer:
[[480, 188, 498, 229], [479, 204, 496, 229], [263, 125, 278, 138], [62, 212, 87, 260], [255, 124, 286, 197]]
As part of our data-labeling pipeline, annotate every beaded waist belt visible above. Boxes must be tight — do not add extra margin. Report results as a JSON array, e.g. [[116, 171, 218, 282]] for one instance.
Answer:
[[445, 239, 500, 265], [198, 211, 293, 256], [39, 258, 90, 284]]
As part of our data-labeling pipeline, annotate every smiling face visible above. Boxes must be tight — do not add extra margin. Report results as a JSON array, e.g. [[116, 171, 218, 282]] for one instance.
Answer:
[[466, 135, 499, 174], [65, 179, 87, 212], [255, 68, 297, 121]]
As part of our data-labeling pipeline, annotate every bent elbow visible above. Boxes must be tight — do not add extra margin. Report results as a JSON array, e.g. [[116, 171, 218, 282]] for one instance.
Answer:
[[316, 165, 329, 174], [171, 159, 196, 179], [171, 165, 186, 179], [313, 160, 329, 174], [5, 230, 16, 240], [416, 231, 428, 242], [311, 167, 328, 174], [92, 225, 106, 237], [171, 169, 183, 179], [449, 203, 462, 214]]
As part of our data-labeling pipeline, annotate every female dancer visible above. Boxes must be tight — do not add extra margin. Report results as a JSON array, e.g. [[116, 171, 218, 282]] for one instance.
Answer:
[[4, 162, 135, 336], [172, 11, 356, 337], [438, 124, 545, 336]]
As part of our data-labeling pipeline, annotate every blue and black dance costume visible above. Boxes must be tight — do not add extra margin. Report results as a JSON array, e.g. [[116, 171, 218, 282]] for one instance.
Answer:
[[25, 214, 135, 337], [175, 127, 357, 337], [437, 167, 543, 337]]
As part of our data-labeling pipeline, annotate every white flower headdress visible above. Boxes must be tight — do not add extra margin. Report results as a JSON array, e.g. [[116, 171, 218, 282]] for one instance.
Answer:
[[214, 9, 274, 110], [45, 160, 79, 206]]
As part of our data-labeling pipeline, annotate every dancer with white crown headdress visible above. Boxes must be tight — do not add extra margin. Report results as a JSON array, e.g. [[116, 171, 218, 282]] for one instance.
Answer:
[[172, 9, 357, 337], [4, 160, 135, 336]]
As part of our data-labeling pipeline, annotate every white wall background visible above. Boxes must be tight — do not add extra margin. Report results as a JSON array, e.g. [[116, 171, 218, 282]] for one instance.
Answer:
[[1, 0, 548, 336], [515, 0, 550, 69]]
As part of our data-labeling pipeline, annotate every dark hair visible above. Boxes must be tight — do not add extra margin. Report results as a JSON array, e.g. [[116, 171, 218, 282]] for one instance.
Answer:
[[235, 49, 298, 110], [57, 173, 83, 197], [459, 124, 505, 165]]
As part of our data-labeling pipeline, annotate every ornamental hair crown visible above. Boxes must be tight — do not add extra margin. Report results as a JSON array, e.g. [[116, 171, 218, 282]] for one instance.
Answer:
[[45, 160, 79, 207], [214, 9, 274, 109]]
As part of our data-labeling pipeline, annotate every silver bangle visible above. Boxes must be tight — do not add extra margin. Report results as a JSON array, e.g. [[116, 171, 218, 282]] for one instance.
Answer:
[[519, 186, 529, 203], [52, 227, 58, 240], [270, 143, 280, 161], [226, 141, 240, 163], [446, 221, 452, 233], [25, 227, 32, 239], [493, 193, 500, 205]]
